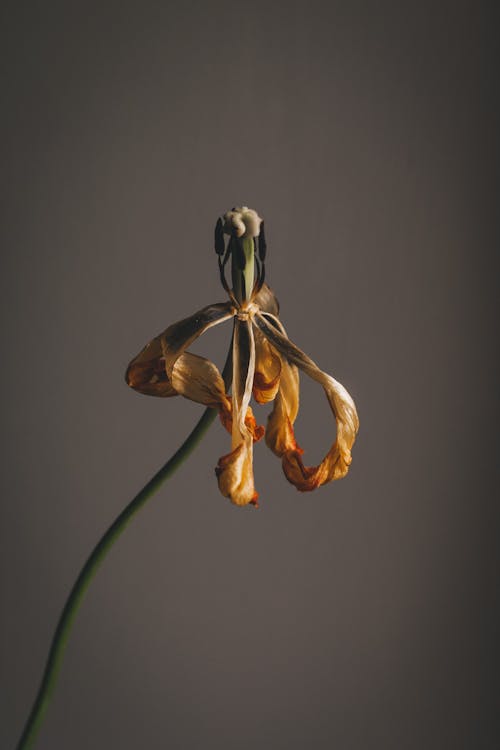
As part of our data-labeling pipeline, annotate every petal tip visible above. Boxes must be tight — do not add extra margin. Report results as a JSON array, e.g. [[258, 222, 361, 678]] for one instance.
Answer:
[[215, 441, 259, 507]]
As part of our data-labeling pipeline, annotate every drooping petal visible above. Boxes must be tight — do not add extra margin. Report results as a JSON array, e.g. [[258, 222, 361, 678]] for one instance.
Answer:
[[231, 318, 257, 438], [264, 354, 300, 455], [127, 301, 235, 430], [253, 282, 280, 316], [162, 305, 241, 422], [170, 352, 231, 412], [252, 329, 282, 403], [251, 283, 282, 402], [125, 335, 177, 397], [219, 401, 265, 442], [216, 433, 258, 507], [216, 318, 260, 506], [126, 301, 234, 403], [161, 302, 235, 380], [254, 312, 359, 491]]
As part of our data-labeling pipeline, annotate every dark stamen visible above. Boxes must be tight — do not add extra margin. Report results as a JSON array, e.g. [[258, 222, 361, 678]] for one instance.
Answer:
[[257, 261, 266, 292], [251, 255, 266, 299], [218, 256, 231, 294], [214, 217, 225, 255], [258, 221, 267, 261], [218, 251, 238, 307]]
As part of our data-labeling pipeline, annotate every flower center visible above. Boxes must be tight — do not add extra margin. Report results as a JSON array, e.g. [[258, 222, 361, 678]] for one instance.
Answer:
[[236, 302, 258, 321]]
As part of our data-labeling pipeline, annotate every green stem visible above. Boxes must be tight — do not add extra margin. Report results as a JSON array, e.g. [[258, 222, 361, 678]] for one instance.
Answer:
[[16, 395, 225, 750], [231, 236, 255, 304]]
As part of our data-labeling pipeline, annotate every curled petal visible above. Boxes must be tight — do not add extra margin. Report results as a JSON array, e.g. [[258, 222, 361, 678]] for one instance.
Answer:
[[215, 434, 259, 507], [125, 335, 177, 397], [216, 318, 260, 506], [252, 283, 282, 403], [219, 403, 265, 442], [253, 329, 282, 403], [264, 356, 300, 456], [170, 352, 231, 411], [254, 313, 359, 491], [161, 302, 234, 381], [245, 409, 265, 442], [127, 302, 233, 404], [231, 318, 256, 439], [126, 301, 234, 407]]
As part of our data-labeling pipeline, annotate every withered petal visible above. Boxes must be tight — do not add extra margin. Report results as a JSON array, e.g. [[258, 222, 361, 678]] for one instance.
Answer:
[[254, 312, 359, 491], [252, 329, 282, 404], [125, 335, 177, 397], [219, 403, 265, 442], [161, 302, 235, 379], [215, 435, 259, 507], [253, 282, 280, 316], [264, 357, 300, 456], [170, 352, 231, 411], [126, 301, 233, 404], [231, 318, 256, 438], [215, 318, 260, 506]]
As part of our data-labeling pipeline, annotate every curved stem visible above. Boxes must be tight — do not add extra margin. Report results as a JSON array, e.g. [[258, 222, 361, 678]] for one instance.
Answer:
[[16, 362, 230, 749]]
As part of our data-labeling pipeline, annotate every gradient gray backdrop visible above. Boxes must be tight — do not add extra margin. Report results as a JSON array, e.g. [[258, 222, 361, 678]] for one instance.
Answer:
[[2, 2, 499, 748]]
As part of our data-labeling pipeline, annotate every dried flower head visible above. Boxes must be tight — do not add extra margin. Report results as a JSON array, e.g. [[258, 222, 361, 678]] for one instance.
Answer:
[[126, 207, 359, 506]]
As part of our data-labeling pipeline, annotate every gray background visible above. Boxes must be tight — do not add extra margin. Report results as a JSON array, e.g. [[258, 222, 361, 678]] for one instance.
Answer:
[[1, 1, 499, 748]]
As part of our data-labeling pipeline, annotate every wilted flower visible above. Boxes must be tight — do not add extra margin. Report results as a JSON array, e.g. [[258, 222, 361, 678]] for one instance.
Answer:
[[126, 206, 359, 507]]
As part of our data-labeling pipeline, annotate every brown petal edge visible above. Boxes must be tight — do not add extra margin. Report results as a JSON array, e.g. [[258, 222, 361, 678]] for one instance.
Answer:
[[254, 312, 359, 492]]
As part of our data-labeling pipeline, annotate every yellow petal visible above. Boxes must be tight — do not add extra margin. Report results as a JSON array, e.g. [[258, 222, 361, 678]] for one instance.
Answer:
[[230, 318, 256, 440], [254, 312, 359, 491], [161, 302, 234, 380], [126, 301, 233, 402], [265, 356, 300, 456], [252, 284, 282, 404], [125, 335, 177, 397], [216, 318, 260, 506], [219, 402, 265, 442], [170, 352, 231, 412], [252, 330, 282, 404], [215, 434, 259, 507]]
